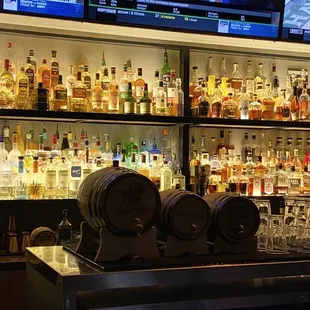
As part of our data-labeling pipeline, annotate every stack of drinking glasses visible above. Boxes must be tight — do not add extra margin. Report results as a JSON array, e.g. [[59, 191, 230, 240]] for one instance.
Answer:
[[253, 198, 310, 255]]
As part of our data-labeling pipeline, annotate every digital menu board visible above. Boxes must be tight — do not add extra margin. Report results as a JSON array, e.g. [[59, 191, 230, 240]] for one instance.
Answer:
[[88, 0, 283, 39], [3, 0, 84, 19], [282, 0, 310, 42]]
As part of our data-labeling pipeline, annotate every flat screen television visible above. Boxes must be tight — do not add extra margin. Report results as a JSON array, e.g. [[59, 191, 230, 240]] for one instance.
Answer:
[[282, 0, 310, 42], [2, 0, 84, 19], [87, 0, 283, 40]]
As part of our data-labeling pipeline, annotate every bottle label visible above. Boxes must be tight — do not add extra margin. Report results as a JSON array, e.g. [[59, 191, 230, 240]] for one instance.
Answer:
[[92, 93, 103, 105], [46, 170, 56, 189], [264, 177, 274, 194], [156, 97, 166, 112], [135, 86, 144, 98], [25, 68, 34, 91], [153, 87, 160, 99], [109, 91, 119, 110], [72, 88, 87, 99], [162, 171, 172, 191], [38, 88, 48, 104], [82, 168, 92, 179], [163, 74, 170, 88], [240, 99, 249, 109], [119, 84, 128, 93], [228, 149, 235, 157], [253, 176, 261, 195], [71, 166, 81, 178], [58, 170, 69, 188], [304, 176, 310, 187], [198, 102, 209, 117], [51, 61, 59, 87], [246, 80, 254, 93], [0, 171, 10, 187], [66, 79, 74, 97], [18, 79, 28, 95], [42, 70, 50, 88], [1, 77, 13, 90], [83, 76, 91, 90], [289, 178, 301, 188], [140, 100, 151, 115], [124, 100, 136, 114], [277, 176, 288, 186], [57, 227, 72, 245], [55, 89, 67, 100]]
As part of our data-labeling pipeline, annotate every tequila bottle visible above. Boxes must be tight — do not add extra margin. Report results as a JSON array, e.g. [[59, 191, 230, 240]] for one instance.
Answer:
[[15, 67, 29, 109], [12, 156, 27, 199], [160, 160, 172, 191], [44, 157, 57, 199], [57, 157, 69, 199]]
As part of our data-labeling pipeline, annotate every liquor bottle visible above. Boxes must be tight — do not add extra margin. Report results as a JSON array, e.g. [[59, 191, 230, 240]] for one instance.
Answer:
[[192, 80, 203, 115], [248, 94, 262, 120], [108, 67, 119, 113], [222, 92, 238, 119], [160, 160, 172, 191], [274, 163, 288, 195], [3, 126, 12, 152], [8, 132, 21, 173], [190, 150, 201, 194], [238, 86, 249, 119], [15, 67, 29, 109], [135, 67, 145, 100], [56, 209, 72, 245], [228, 168, 238, 193], [16, 123, 24, 155], [216, 130, 226, 155], [261, 84, 275, 120], [210, 82, 222, 118], [167, 69, 176, 116], [99, 52, 107, 80], [66, 65, 76, 100], [288, 166, 301, 196], [71, 71, 87, 112], [82, 65, 92, 104], [92, 73, 105, 113], [197, 84, 209, 117], [101, 67, 110, 112], [302, 166, 310, 195], [138, 154, 149, 177], [176, 78, 184, 116], [29, 49, 37, 76], [299, 82, 309, 120], [207, 56, 216, 94], [127, 59, 136, 84], [230, 63, 243, 92], [103, 140, 113, 168], [0, 134, 8, 163], [239, 168, 248, 196], [208, 169, 219, 194], [50, 50, 59, 89], [155, 81, 167, 115], [12, 156, 27, 199], [0, 58, 14, 94], [255, 63, 267, 90], [149, 155, 160, 189], [226, 131, 235, 158], [189, 66, 199, 101], [53, 75, 68, 111], [69, 145, 82, 199], [292, 148, 302, 172], [161, 48, 171, 89], [140, 83, 152, 115], [27, 156, 44, 199], [220, 58, 228, 91], [37, 82, 49, 111], [119, 65, 128, 114], [129, 153, 137, 171], [173, 166, 186, 189], [124, 82, 136, 115], [245, 60, 254, 96], [44, 157, 57, 199], [38, 59, 51, 91], [269, 63, 277, 89], [7, 43, 16, 79], [57, 157, 69, 199]]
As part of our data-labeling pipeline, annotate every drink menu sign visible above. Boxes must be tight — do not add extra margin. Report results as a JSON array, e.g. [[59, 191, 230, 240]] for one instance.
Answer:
[[88, 0, 283, 39]]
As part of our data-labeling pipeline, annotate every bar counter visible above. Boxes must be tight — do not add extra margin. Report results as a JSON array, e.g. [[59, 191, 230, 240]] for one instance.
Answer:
[[25, 246, 310, 310]]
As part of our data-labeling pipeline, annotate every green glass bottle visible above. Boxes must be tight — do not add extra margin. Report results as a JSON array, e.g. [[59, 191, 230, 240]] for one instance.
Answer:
[[140, 83, 152, 115], [124, 82, 136, 115], [161, 48, 171, 89]]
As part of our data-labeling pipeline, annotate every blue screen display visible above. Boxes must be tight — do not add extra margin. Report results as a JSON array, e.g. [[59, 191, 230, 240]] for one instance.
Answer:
[[282, 0, 310, 42], [3, 0, 84, 18], [88, 0, 283, 39]]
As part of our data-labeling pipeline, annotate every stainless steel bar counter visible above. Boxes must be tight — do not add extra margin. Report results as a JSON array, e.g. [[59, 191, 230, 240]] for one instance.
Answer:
[[26, 246, 310, 310]]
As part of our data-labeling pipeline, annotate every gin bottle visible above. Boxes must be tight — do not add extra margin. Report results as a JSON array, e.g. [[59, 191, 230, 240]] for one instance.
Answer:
[[44, 157, 57, 199], [57, 157, 69, 199], [8, 132, 21, 174], [160, 161, 172, 191]]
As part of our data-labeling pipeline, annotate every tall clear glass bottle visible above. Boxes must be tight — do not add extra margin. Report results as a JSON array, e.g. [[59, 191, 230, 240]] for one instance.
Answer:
[[92, 73, 105, 113], [161, 48, 171, 89], [108, 67, 119, 113], [176, 78, 184, 116], [189, 66, 199, 100], [8, 132, 21, 174], [207, 56, 216, 94], [160, 160, 173, 191], [230, 63, 243, 93], [44, 157, 57, 199], [66, 65, 76, 100], [57, 157, 69, 199], [28, 156, 44, 200], [155, 81, 167, 115], [119, 65, 128, 114], [12, 156, 27, 199], [299, 82, 309, 120]]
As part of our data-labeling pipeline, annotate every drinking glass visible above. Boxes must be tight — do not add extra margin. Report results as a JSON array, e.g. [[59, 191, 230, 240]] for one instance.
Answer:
[[296, 227, 310, 253]]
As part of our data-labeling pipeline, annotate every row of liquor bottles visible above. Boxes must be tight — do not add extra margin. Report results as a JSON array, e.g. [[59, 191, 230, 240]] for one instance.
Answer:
[[189, 130, 310, 197], [190, 59, 309, 121], [0, 44, 184, 116], [0, 123, 185, 200]]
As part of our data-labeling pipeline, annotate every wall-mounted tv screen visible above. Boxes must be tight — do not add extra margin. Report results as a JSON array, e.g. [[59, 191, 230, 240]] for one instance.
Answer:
[[88, 0, 283, 39], [3, 0, 84, 19], [282, 0, 310, 42]]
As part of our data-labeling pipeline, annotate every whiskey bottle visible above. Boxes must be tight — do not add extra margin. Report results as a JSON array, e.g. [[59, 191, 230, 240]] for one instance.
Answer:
[[176, 78, 184, 116], [50, 50, 59, 89], [57, 209, 72, 245], [37, 82, 49, 111], [15, 67, 29, 109], [299, 82, 309, 120], [24, 56, 35, 97], [124, 82, 137, 115], [290, 85, 300, 121], [92, 73, 105, 113], [135, 67, 145, 99], [239, 86, 250, 119], [210, 82, 222, 118], [189, 66, 199, 100], [108, 67, 119, 113], [245, 60, 254, 96], [261, 84, 275, 120], [53, 75, 68, 111], [140, 83, 152, 115], [197, 84, 209, 117], [230, 63, 243, 93], [248, 94, 262, 120], [71, 71, 87, 112], [222, 92, 238, 119], [207, 56, 216, 94], [38, 59, 51, 92]]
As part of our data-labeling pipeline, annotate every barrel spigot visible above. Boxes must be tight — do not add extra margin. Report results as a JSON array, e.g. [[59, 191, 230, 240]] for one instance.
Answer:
[[133, 218, 144, 237]]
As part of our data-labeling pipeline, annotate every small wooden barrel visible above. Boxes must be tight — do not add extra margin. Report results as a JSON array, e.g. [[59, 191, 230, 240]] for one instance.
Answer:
[[30, 227, 57, 246], [204, 193, 260, 244], [158, 189, 211, 241], [78, 167, 161, 237]]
